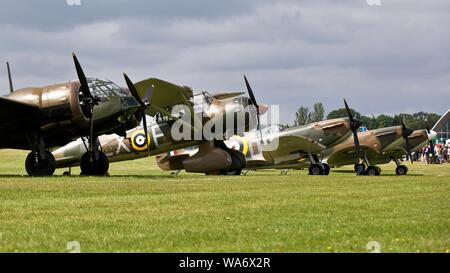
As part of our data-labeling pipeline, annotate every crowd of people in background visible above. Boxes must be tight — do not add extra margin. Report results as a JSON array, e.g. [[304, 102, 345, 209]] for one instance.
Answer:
[[412, 144, 450, 164]]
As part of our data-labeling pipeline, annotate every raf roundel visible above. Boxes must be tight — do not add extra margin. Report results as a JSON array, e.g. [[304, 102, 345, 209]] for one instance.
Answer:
[[225, 136, 248, 156], [131, 130, 151, 151]]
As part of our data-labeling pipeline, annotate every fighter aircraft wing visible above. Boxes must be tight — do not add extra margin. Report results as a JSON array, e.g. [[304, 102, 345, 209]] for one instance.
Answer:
[[0, 96, 41, 131], [134, 78, 194, 118], [326, 145, 380, 166], [262, 135, 326, 163], [212, 92, 244, 100]]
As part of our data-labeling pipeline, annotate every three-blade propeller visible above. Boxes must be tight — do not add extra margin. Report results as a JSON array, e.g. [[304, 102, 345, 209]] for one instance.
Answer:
[[124, 73, 151, 153], [73, 53, 96, 106], [243, 75, 264, 142], [72, 53, 100, 161], [344, 99, 362, 160], [401, 118, 414, 164]]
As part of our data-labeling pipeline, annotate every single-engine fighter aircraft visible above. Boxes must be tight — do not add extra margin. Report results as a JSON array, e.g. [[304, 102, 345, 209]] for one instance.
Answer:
[[52, 75, 265, 175], [324, 126, 437, 175], [155, 99, 362, 176], [0, 54, 147, 176], [157, 122, 434, 176]]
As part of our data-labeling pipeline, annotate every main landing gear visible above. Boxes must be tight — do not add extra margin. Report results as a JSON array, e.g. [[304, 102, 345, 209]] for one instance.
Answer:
[[308, 154, 330, 176], [354, 163, 366, 175], [393, 158, 408, 176], [365, 166, 381, 176], [80, 137, 109, 176], [25, 133, 55, 176], [220, 148, 246, 176], [354, 156, 381, 176], [353, 164, 381, 176]]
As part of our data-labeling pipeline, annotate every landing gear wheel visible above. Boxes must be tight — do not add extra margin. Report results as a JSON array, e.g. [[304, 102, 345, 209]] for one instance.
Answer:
[[25, 151, 56, 176], [395, 165, 408, 176], [354, 164, 366, 175], [322, 163, 330, 175], [80, 151, 109, 176], [309, 163, 324, 175], [220, 149, 246, 175], [375, 166, 381, 175], [365, 166, 380, 176], [228, 149, 246, 171]]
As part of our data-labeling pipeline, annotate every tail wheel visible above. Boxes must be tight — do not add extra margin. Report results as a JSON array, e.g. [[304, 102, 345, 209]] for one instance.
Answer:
[[25, 151, 56, 176], [395, 165, 408, 176], [80, 151, 109, 176], [309, 164, 324, 175]]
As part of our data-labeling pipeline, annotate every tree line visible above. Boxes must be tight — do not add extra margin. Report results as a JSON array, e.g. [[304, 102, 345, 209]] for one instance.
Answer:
[[293, 102, 440, 130]]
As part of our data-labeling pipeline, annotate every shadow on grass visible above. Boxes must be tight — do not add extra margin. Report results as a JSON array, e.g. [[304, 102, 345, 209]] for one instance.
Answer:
[[330, 170, 424, 176], [0, 170, 425, 179], [0, 174, 179, 180]]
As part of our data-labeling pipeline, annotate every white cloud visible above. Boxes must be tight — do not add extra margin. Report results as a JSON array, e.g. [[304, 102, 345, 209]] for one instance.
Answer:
[[0, 0, 449, 123]]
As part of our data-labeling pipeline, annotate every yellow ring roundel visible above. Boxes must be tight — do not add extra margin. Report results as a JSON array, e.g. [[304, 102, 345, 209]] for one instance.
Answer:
[[130, 130, 151, 151], [226, 136, 248, 156]]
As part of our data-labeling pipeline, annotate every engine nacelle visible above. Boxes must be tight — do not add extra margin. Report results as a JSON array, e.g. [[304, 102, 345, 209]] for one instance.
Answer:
[[8, 81, 89, 126], [182, 142, 232, 173], [156, 154, 190, 171]]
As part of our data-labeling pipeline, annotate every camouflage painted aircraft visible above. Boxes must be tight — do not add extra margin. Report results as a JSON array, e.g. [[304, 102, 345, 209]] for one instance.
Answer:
[[156, 99, 362, 176], [324, 125, 436, 175], [52, 75, 264, 175], [0, 53, 145, 176], [157, 110, 436, 176]]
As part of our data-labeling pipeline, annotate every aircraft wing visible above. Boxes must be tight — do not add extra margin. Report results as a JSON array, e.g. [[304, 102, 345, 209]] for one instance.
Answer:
[[326, 145, 380, 166], [262, 135, 326, 163], [0, 96, 41, 131], [212, 92, 244, 100], [134, 78, 193, 118]]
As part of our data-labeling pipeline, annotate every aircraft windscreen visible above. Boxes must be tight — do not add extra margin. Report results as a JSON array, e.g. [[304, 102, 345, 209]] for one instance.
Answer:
[[193, 92, 212, 113], [87, 78, 130, 98]]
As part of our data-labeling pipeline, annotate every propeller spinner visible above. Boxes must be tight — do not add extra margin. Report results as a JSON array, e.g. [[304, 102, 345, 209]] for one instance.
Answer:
[[426, 126, 436, 163]]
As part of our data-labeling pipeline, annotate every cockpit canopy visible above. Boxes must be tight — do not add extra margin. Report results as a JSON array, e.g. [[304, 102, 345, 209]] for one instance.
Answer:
[[192, 91, 214, 113], [87, 78, 130, 98], [192, 91, 255, 114]]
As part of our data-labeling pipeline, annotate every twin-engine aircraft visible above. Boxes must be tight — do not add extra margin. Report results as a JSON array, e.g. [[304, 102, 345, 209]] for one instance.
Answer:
[[0, 54, 146, 176], [52, 76, 264, 175]]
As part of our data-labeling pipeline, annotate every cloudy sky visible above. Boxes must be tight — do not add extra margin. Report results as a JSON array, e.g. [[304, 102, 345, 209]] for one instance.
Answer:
[[1, 0, 449, 123]]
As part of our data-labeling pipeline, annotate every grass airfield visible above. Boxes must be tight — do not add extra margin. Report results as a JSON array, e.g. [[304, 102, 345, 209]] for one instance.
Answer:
[[0, 149, 449, 253]]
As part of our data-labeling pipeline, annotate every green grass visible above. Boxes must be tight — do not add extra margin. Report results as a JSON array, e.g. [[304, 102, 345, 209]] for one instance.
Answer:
[[0, 149, 449, 253]]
